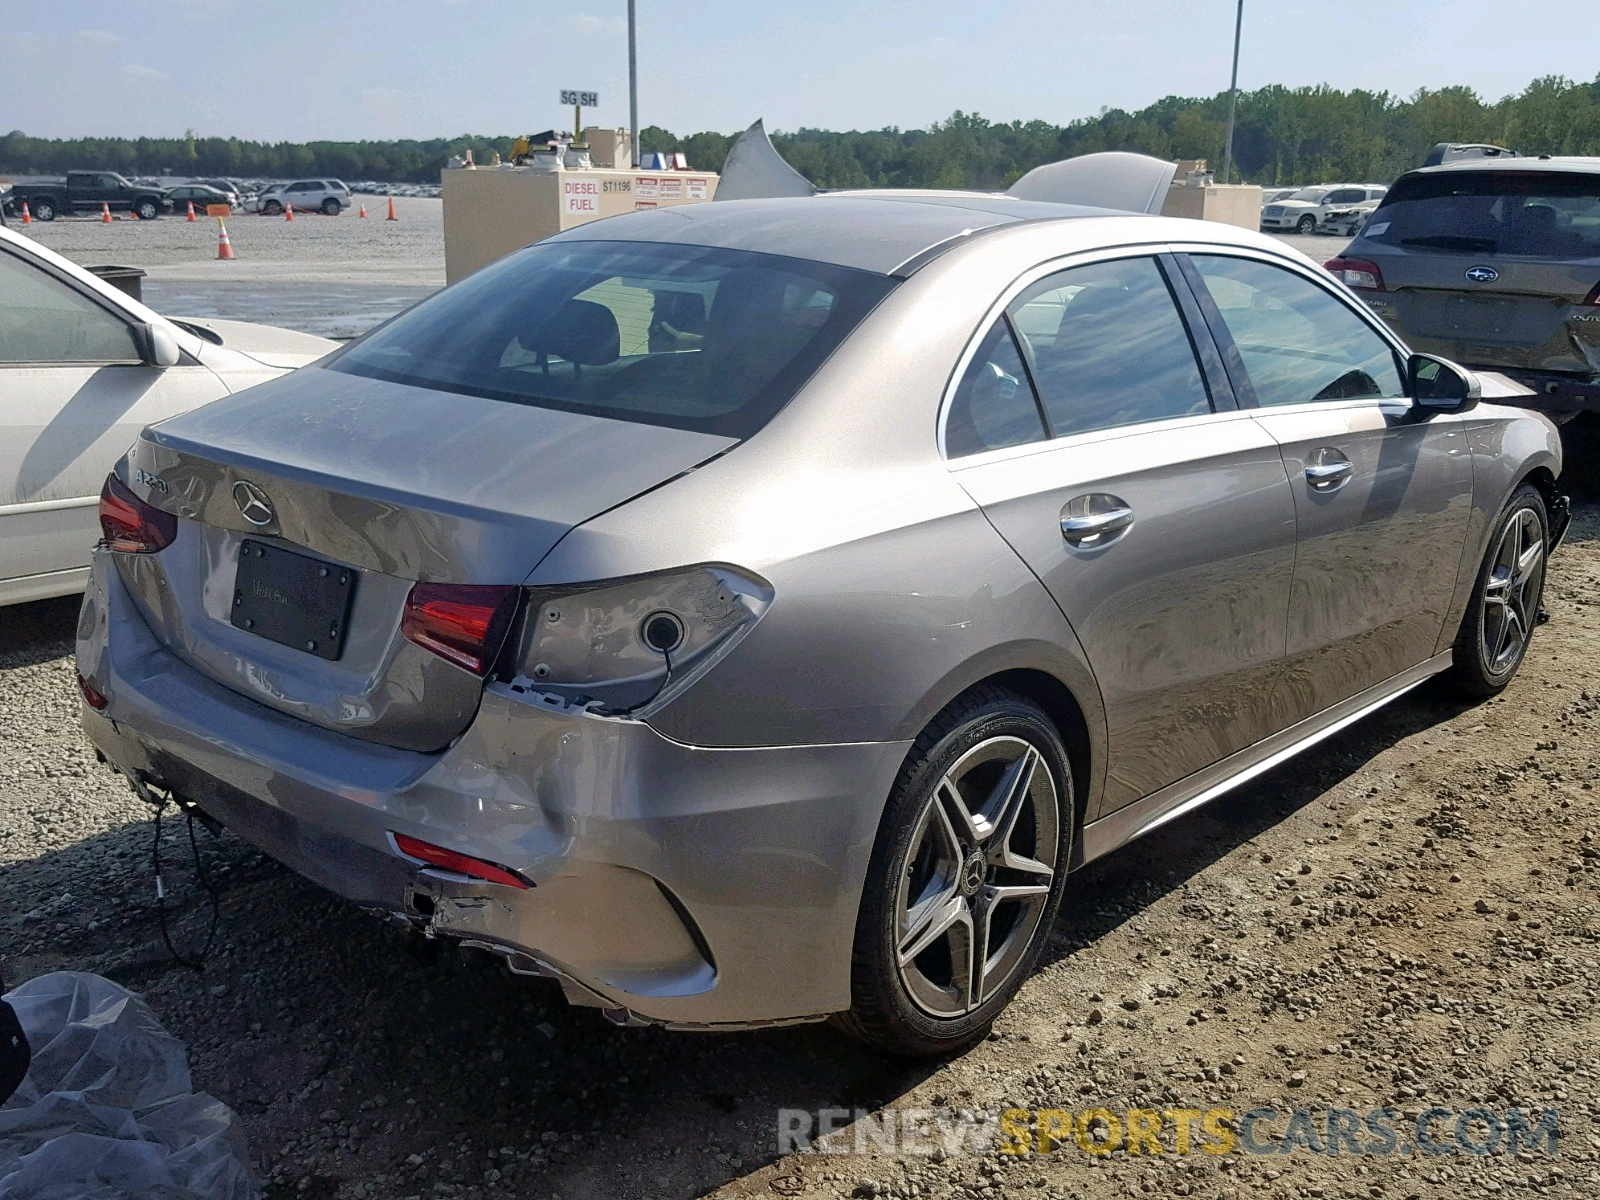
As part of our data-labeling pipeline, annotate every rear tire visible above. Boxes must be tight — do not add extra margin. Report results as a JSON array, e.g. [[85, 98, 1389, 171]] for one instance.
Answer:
[[321, 197, 341, 216], [30, 197, 57, 222], [1443, 484, 1548, 700], [833, 686, 1073, 1058]]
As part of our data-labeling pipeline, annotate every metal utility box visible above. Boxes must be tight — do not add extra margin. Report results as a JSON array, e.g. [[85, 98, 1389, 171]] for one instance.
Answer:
[[442, 165, 719, 284]]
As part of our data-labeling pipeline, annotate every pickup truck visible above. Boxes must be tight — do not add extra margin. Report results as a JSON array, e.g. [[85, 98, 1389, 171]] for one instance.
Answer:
[[3, 172, 169, 221]]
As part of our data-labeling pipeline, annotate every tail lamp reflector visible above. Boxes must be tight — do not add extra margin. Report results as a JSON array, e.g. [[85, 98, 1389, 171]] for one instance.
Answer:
[[78, 674, 108, 710], [400, 582, 521, 676], [1324, 257, 1386, 291], [393, 833, 530, 889], [99, 473, 177, 554]]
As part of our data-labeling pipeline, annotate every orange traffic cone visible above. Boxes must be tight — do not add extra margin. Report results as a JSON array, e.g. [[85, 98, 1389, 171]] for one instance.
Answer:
[[102, 201, 113, 223], [186, 200, 197, 222], [19, 201, 30, 225], [284, 202, 294, 222], [386, 194, 397, 221], [358, 202, 367, 218], [217, 220, 235, 260]]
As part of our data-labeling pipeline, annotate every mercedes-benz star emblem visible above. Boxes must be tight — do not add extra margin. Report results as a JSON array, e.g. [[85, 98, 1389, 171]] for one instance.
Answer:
[[232, 480, 276, 527]]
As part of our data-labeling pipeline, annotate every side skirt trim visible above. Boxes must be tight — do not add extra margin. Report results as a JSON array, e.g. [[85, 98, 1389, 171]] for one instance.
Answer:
[[1078, 651, 1452, 865]]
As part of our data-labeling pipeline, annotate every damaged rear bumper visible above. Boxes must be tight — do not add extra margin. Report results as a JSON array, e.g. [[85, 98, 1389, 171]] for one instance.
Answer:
[[76, 551, 909, 1028]]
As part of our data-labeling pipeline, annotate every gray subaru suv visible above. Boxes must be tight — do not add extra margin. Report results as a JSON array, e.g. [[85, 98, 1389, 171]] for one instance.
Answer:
[[1327, 157, 1600, 417]]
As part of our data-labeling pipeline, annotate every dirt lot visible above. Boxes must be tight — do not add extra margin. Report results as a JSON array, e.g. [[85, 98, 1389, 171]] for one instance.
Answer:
[[3, 493, 1598, 1200], [12, 196, 443, 338]]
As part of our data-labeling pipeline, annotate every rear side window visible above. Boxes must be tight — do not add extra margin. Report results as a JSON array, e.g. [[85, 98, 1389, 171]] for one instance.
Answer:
[[1007, 256, 1211, 437], [1326, 189, 1365, 205], [329, 239, 896, 438], [945, 320, 1047, 457], [1189, 255, 1403, 406], [1366, 170, 1600, 258]]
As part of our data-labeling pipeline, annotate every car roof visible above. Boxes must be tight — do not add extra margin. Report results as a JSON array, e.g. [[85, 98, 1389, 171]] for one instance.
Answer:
[[550, 192, 1151, 275], [1403, 156, 1600, 178]]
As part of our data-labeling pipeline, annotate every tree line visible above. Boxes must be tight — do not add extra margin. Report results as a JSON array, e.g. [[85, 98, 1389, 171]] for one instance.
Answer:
[[4, 73, 1598, 188]]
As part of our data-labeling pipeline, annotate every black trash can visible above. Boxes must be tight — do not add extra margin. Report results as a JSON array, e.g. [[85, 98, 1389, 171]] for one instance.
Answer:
[[86, 265, 147, 303]]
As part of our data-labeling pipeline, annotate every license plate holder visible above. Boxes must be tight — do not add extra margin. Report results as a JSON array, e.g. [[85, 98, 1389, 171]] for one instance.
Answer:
[[231, 539, 357, 661]]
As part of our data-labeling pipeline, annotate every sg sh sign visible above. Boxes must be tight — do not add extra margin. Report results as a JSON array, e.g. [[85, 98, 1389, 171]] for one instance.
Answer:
[[560, 90, 600, 107]]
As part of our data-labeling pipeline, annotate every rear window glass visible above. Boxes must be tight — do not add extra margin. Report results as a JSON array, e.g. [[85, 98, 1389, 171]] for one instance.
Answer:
[[1366, 171, 1600, 259], [329, 240, 895, 438]]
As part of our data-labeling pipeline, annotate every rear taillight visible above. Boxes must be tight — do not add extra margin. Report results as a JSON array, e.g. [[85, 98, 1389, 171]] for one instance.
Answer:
[[99, 473, 177, 553], [1583, 280, 1600, 306], [392, 832, 530, 889], [1325, 257, 1385, 291], [400, 582, 520, 675], [77, 673, 108, 710]]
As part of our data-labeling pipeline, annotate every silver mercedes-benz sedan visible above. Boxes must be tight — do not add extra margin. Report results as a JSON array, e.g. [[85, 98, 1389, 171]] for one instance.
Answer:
[[78, 195, 1568, 1057]]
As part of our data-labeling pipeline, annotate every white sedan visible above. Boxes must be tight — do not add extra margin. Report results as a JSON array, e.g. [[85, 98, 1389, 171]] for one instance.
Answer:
[[0, 226, 335, 606]]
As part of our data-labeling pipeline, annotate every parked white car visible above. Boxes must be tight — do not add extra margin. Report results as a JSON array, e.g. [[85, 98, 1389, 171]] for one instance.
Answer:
[[249, 179, 352, 215], [0, 226, 335, 605], [1260, 184, 1388, 234]]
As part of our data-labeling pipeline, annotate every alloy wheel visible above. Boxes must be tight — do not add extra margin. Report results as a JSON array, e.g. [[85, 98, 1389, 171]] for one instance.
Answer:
[[1479, 507, 1544, 676], [894, 736, 1059, 1018]]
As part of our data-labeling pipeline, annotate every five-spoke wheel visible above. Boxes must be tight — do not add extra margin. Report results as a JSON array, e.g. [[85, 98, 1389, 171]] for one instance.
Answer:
[[1446, 483, 1548, 699], [837, 688, 1072, 1057]]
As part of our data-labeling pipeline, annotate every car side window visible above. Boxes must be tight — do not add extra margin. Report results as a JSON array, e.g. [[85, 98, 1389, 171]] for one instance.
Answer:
[[0, 251, 139, 364], [1188, 255, 1403, 407], [1007, 256, 1212, 438], [1327, 189, 1364, 205], [945, 319, 1048, 458]]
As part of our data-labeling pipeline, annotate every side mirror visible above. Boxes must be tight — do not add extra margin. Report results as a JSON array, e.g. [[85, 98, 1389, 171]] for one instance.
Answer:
[[1407, 352, 1480, 415], [135, 322, 182, 369]]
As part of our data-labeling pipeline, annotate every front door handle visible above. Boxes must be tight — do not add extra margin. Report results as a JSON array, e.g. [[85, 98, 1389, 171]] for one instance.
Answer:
[[1305, 449, 1354, 491], [1061, 505, 1135, 546]]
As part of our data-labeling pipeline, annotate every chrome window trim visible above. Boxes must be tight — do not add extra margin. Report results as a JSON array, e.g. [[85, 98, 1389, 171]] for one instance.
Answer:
[[938, 240, 1222, 463], [947, 402, 1262, 473]]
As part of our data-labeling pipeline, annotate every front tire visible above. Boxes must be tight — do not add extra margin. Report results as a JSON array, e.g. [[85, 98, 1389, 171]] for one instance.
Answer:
[[1296, 214, 1316, 234], [1443, 484, 1548, 700], [834, 687, 1073, 1058], [135, 198, 160, 220], [262, 199, 282, 215]]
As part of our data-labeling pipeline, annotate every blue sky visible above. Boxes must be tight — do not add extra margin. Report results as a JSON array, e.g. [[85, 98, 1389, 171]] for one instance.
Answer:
[[2, 0, 1596, 141]]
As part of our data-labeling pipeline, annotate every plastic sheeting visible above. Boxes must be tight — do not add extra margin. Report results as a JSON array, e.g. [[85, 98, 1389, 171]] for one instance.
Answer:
[[0, 972, 257, 1200], [713, 119, 818, 202]]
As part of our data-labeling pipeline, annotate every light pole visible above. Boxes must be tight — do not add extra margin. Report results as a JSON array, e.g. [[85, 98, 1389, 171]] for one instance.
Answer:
[[1222, 0, 1243, 184], [628, 0, 639, 168]]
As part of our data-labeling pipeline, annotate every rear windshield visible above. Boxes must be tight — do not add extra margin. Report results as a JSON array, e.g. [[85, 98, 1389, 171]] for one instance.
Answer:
[[1365, 170, 1600, 259], [329, 240, 896, 438]]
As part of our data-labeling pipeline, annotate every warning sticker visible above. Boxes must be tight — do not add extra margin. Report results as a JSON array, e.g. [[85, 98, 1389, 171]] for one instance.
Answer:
[[562, 178, 600, 215], [686, 178, 708, 200], [656, 177, 684, 200], [634, 200, 658, 210], [635, 177, 659, 200]]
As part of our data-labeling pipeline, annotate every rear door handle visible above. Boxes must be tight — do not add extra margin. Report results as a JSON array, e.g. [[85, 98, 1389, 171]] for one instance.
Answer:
[[1061, 505, 1135, 546], [1304, 449, 1354, 491]]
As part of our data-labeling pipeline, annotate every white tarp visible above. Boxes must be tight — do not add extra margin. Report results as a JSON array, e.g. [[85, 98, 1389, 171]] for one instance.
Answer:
[[1006, 151, 1177, 214], [0, 973, 257, 1200], [713, 119, 817, 202]]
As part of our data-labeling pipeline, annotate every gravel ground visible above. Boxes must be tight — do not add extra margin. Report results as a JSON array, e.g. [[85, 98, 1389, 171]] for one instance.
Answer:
[[2, 487, 1597, 1200], [13, 196, 443, 338]]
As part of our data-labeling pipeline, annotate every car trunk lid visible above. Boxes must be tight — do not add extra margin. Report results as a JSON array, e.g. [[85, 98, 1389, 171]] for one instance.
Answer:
[[119, 367, 734, 750]]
